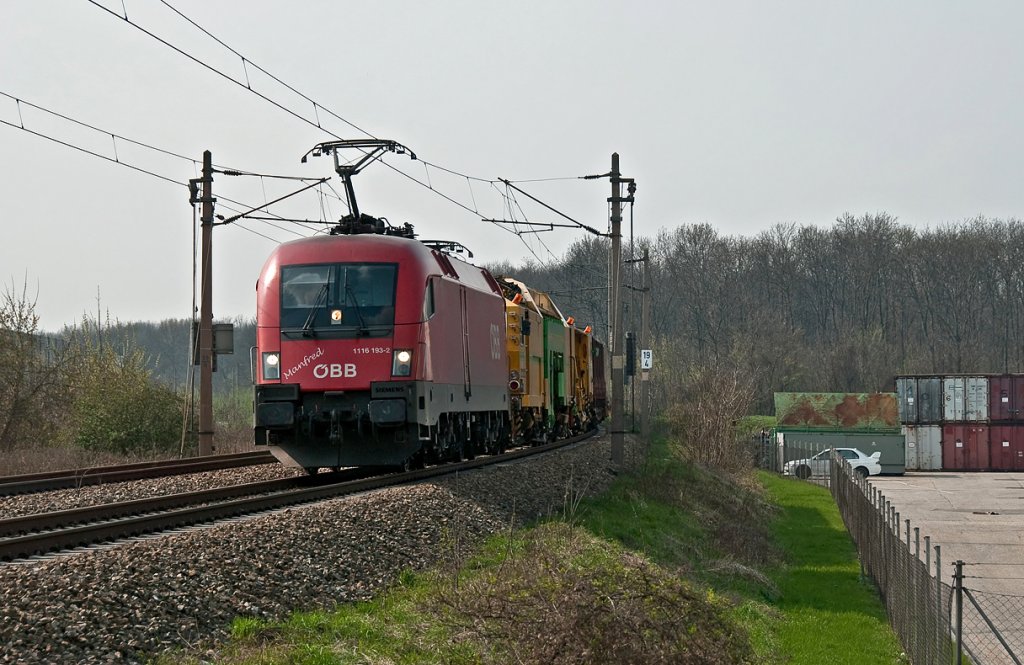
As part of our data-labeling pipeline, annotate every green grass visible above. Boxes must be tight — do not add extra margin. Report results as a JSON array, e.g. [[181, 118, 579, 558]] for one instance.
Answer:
[[756, 472, 905, 664], [574, 443, 905, 663], [165, 440, 907, 664]]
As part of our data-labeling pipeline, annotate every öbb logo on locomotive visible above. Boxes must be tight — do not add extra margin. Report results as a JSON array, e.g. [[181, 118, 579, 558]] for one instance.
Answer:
[[312, 363, 358, 379]]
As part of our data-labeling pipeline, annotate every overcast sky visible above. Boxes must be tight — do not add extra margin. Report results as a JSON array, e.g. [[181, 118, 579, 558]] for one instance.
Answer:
[[2, 1, 1023, 331]]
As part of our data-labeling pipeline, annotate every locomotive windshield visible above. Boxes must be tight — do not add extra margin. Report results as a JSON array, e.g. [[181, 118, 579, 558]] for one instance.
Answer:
[[280, 263, 397, 337]]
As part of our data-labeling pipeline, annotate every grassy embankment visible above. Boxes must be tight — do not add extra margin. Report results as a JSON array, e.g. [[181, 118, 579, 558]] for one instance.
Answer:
[[170, 440, 905, 664]]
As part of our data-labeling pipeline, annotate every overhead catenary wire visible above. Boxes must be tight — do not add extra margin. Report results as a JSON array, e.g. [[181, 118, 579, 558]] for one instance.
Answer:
[[88, 0, 605, 260], [8, 0, 614, 275], [1, 88, 338, 244], [0, 119, 290, 248], [1, 90, 198, 166], [85, 0, 489, 218], [0, 90, 295, 179], [0, 116, 186, 189]]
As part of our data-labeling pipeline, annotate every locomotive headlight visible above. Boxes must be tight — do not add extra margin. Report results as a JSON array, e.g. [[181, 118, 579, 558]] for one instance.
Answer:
[[262, 352, 281, 381], [392, 349, 413, 377]]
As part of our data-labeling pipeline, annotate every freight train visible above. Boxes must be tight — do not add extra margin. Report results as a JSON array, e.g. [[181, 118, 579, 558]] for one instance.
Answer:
[[252, 216, 606, 472]]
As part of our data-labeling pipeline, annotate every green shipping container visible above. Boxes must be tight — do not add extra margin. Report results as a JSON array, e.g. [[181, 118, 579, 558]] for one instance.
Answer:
[[774, 392, 900, 432]]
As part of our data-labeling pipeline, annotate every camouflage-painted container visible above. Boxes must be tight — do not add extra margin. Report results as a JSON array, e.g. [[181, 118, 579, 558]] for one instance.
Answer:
[[774, 392, 900, 432]]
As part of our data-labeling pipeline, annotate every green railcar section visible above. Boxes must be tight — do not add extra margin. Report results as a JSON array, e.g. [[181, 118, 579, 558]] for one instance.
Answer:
[[543, 315, 567, 423]]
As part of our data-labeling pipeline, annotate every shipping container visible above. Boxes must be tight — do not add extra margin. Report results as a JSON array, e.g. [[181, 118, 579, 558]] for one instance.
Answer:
[[904, 425, 942, 470], [917, 377, 943, 423], [988, 375, 1024, 422], [941, 424, 990, 470], [774, 393, 900, 432], [943, 377, 965, 421], [942, 376, 989, 422], [779, 430, 906, 474], [896, 377, 917, 423], [896, 377, 942, 424], [966, 376, 989, 420], [988, 425, 1024, 470]]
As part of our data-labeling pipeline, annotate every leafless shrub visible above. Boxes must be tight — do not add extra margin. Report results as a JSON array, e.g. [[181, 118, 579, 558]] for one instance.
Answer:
[[662, 360, 757, 472]]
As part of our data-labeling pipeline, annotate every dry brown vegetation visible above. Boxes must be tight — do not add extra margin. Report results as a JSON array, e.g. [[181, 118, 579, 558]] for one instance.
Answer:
[[428, 522, 756, 664]]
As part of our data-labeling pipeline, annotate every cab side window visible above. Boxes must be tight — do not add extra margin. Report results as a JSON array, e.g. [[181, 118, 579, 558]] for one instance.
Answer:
[[423, 279, 435, 320]]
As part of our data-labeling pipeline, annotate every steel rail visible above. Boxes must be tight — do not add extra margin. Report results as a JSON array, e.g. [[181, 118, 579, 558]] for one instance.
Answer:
[[0, 451, 276, 496], [0, 431, 597, 562], [0, 471, 368, 539]]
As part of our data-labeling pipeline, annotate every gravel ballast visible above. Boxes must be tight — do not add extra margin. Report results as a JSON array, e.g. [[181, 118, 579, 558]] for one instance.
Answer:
[[0, 465, 304, 520], [0, 435, 635, 664]]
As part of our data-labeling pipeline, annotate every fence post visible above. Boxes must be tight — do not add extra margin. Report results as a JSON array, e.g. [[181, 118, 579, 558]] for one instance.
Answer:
[[924, 535, 932, 665], [955, 560, 964, 665], [889, 505, 896, 591], [904, 519, 911, 644], [913, 527, 921, 660], [936, 545, 943, 663]]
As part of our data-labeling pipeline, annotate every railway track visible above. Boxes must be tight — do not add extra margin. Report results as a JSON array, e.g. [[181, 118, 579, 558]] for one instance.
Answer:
[[0, 432, 595, 563], [0, 450, 276, 496]]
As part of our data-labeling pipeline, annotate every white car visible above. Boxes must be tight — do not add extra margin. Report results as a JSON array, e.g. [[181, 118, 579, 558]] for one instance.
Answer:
[[784, 448, 882, 479]]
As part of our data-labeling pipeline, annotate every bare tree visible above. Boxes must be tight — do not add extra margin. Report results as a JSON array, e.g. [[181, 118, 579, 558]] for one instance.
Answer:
[[0, 279, 74, 451]]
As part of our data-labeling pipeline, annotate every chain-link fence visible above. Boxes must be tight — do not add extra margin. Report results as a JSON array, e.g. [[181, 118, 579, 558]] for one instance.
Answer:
[[756, 436, 1024, 664], [831, 454, 1023, 664], [951, 562, 1024, 665], [830, 456, 955, 663]]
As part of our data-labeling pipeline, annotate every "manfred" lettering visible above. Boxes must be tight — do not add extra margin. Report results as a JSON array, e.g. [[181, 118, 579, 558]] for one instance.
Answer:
[[283, 347, 324, 381]]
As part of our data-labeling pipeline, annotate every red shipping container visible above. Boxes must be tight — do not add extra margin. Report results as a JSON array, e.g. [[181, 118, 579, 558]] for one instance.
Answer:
[[942, 424, 990, 470], [989, 425, 1024, 470], [988, 375, 1024, 421]]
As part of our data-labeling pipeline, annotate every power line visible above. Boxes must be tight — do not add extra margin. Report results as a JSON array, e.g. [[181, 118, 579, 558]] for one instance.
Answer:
[[1, 90, 198, 166], [121, 4, 618, 267], [87, 0, 489, 217], [0, 116, 186, 188], [90, 0, 598, 236], [0, 93, 321, 244], [154, 0, 374, 139], [500, 178, 605, 237]]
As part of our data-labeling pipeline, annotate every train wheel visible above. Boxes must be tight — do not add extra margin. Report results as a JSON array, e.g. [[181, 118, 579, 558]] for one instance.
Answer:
[[487, 411, 503, 452], [398, 451, 424, 472], [462, 414, 476, 460], [498, 414, 511, 453], [304, 467, 320, 476], [438, 416, 463, 462]]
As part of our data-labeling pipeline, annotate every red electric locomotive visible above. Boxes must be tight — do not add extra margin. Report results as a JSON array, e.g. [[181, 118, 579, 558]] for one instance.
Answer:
[[253, 218, 511, 471], [253, 138, 604, 470]]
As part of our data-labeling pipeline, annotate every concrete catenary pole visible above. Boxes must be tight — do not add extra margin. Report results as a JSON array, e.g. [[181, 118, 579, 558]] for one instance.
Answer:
[[610, 153, 625, 468], [198, 150, 215, 456], [640, 247, 651, 443]]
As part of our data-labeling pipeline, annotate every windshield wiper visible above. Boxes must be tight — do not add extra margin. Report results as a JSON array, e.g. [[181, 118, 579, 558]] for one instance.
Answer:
[[344, 285, 370, 335], [301, 284, 329, 337]]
